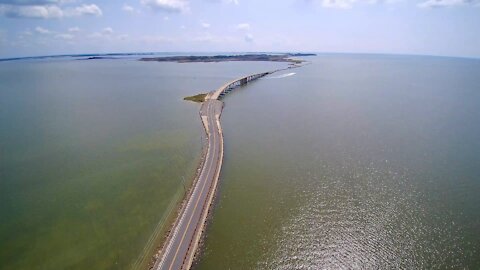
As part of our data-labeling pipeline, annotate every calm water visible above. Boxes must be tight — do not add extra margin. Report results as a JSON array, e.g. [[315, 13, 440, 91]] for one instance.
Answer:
[[2, 55, 479, 270], [0, 57, 285, 269], [195, 55, 480, 269]]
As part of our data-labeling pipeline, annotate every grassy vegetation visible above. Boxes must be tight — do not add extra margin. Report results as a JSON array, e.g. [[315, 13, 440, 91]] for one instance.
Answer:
[[140, 53, 315, 63], [184, 93, 207, 103]]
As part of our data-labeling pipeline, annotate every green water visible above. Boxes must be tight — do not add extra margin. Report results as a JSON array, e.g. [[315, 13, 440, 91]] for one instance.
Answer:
[[195, 55, 480, 269], [2, 55, 479, 269], [0, 58, 285, 269]]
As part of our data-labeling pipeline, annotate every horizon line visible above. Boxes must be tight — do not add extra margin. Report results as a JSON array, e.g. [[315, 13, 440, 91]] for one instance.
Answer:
[[1, 51, 479, 62]]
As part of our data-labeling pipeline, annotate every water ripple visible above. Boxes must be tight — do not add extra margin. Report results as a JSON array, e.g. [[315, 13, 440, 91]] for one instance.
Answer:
[[257, 160, 468, 269]]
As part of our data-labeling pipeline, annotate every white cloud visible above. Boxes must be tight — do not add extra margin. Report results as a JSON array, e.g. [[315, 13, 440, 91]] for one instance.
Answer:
[[102, 27, 113, 34], [122, 4, 136, 13], [0, 1, 63, 4], [383, 0, 405, 3], [313, 0, 406, 9], [236, 23, 250, 30], [318, 0, 477, 9], [68, 26, 80, 32], [35, 26, 51, 34], [0, 4, 63, 18], [0, 3, 102, 18], [322, 0, 357, 9], [417, 0, 477, 8], [244, 33, 253, 43], [141, 0, 189, 13], [201, 22, 210, 28], [209, 0, 239, 4], [69, 4, 102, 16]]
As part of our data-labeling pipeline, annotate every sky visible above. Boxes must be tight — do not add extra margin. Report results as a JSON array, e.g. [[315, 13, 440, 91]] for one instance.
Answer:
[[0, 0, 479, 58]]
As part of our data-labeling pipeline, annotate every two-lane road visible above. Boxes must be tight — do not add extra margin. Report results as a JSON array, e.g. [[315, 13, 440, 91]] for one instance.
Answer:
[[154, 99, 223, 270], [153, 66, 301, 269]]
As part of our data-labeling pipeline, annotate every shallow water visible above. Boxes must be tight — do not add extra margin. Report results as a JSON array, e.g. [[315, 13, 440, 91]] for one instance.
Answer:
[[2, 54, 479, 269], [0, 57, 285, 270], [195, 55, 480, 269]]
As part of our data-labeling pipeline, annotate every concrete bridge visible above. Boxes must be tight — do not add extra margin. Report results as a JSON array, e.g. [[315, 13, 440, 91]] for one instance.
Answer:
[[207, 71, 273, 100]]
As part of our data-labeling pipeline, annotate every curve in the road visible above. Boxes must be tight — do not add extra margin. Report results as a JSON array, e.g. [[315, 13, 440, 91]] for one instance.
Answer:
[[153, 64, 304, 270]]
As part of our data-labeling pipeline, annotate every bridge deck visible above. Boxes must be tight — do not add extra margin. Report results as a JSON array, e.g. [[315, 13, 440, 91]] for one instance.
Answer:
[[207, 71, 272, 100]]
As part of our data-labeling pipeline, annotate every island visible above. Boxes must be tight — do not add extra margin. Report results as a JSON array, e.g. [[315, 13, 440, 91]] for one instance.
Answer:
[[183, 93, 207, 103], [139, 53, 316, 63]]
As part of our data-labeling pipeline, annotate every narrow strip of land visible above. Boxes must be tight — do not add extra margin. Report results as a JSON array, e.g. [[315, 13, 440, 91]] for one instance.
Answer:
[[153, 64, 306, 270]]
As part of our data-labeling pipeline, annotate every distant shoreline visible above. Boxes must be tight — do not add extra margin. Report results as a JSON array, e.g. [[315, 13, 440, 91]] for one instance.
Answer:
[[0, 53, 316, 62], [139, 53, 316, 63], [3, 52, 480, 62]]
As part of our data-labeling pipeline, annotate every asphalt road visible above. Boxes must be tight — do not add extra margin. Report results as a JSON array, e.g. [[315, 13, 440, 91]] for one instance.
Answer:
[[154, 99, 223, 270], [153, 67, 300, 269]]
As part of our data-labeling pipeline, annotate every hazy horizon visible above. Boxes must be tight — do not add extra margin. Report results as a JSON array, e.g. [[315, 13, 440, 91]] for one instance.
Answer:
[[2, 51, 480, 62], [1, 0, 479, 59]]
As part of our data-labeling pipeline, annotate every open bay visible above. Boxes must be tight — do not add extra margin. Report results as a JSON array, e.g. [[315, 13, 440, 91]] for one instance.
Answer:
[[0, 57, 284, 270], [1, 54, 479, 269], [195, 54, 480, 269]]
